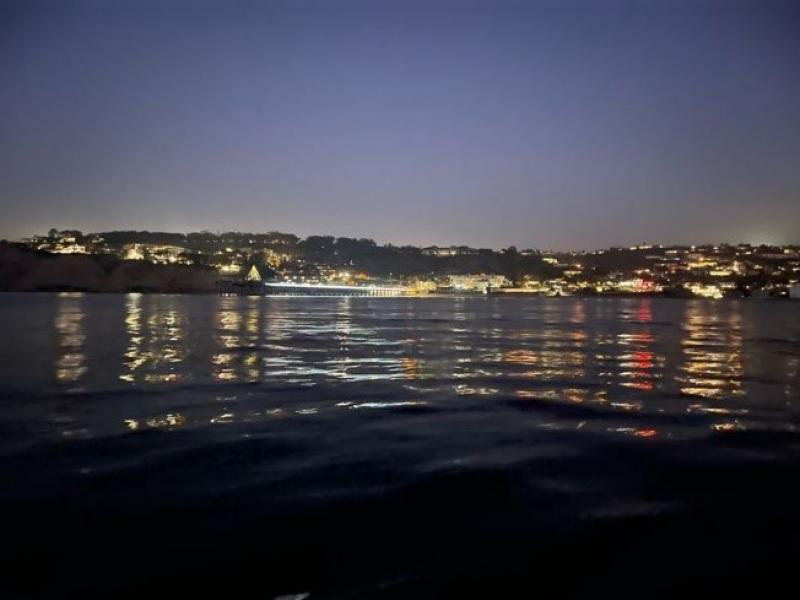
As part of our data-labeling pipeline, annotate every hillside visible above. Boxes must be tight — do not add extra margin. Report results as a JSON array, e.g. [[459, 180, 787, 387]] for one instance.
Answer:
[[0, 243, 218, 293]]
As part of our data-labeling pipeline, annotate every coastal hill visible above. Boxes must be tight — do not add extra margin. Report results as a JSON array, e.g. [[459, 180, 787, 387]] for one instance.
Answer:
[[0, 242, 218, 293]]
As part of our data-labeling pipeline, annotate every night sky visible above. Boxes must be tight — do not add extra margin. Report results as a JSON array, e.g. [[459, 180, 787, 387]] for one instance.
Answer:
[[1, 0, 798, 250]]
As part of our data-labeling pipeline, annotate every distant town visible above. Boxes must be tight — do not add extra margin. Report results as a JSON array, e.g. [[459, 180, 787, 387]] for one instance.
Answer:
[[7, 228, 800, 298]]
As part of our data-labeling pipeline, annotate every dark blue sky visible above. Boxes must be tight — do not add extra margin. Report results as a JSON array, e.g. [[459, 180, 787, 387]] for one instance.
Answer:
[[1, 0, 798, 250]]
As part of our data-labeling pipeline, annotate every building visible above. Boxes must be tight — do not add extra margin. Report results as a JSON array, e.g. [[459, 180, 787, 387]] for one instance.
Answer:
[[28, 229, 89, 255], [448, 274, 510, 293], [245, 265, 262, 282], [421, 246, 476, 257], [238, 258, 280, 283], [406, 279, 438, 294], [123, 243, 188, 264]]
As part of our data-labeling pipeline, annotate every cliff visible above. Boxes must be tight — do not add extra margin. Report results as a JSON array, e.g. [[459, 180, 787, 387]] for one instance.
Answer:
[[0, 242, 219, 293]]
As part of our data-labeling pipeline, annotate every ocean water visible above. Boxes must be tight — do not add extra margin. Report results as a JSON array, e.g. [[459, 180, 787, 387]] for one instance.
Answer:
[[1, 293, 799, 598]]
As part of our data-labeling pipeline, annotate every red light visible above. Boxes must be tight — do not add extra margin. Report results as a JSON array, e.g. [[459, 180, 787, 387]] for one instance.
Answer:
[[633, 429, 658, 438]]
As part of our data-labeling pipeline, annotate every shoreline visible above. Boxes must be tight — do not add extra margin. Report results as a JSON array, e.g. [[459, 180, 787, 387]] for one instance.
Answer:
[[2, 244, 795, 299], [0, 289, 791, 300]]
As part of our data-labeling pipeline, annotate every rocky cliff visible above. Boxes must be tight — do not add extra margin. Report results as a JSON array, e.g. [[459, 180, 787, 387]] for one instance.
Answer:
[[0, 242, 219, 293]]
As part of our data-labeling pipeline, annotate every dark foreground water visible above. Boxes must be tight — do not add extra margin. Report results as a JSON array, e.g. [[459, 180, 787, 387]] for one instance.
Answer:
[[1, 293, 799, 598]]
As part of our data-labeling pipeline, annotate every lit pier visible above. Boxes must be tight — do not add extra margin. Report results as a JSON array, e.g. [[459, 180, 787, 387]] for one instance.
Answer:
[[262, 282, 407, 297]]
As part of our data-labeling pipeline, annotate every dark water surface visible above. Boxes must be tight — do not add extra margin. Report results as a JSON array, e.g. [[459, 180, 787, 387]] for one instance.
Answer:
[[1, 293, 799, 598]]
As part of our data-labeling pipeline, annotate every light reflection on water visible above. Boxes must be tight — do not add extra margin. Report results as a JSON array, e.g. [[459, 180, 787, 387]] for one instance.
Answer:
[[120, 293, 186, 385], [54, 292, 87, 385], [5, 294, 794, 440], [4, 292, 799, 600], [678, 301, 744, 401]]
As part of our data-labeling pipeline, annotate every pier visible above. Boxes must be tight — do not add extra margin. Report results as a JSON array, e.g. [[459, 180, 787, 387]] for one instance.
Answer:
[[262, 282, 407, 297]]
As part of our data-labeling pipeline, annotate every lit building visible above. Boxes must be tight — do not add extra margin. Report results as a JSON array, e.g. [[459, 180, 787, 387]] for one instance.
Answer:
[[245, 265, 262, 282], [122, 243, 188, 264], [124, 244, 145, 261], [407, 279, 438, 294], [51, 244, 87, 254], [421, 246, 476, 257], [688, 283, 723, 299], [614, 278, 661, 294], [448, 274, 510, 293]]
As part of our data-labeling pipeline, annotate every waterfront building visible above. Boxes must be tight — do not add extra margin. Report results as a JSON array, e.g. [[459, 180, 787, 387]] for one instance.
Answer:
[[448, 274, 510, 293], [406, 279, 438, 294], [245, 265, 262, 282]]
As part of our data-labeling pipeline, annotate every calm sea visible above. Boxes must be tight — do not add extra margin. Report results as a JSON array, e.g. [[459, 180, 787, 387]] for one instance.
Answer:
[[1, 293, 799, 598]]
